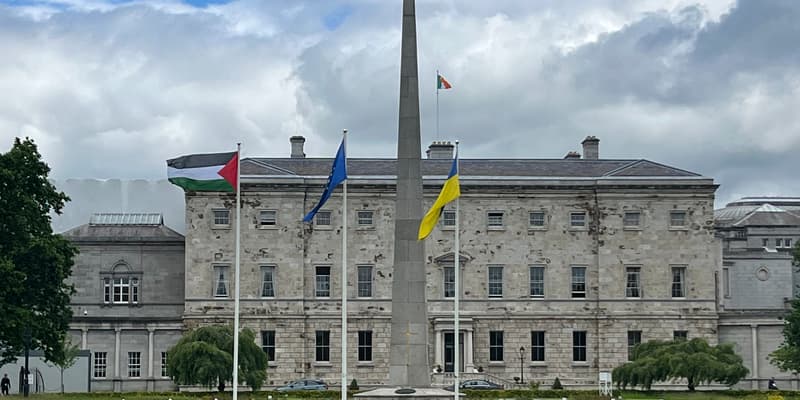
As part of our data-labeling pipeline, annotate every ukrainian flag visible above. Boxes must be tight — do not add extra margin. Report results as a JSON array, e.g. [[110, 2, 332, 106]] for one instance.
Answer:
[[418, 152, 460, 240]]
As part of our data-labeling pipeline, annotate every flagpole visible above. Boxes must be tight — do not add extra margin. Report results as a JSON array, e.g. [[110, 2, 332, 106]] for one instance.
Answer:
[[341, 129, 349, 400], [453, 141, 460, 400], [436, 69, 440, 140], [232, 143, 241, 400]]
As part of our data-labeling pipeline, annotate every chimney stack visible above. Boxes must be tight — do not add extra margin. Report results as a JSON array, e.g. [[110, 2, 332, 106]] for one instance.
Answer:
[[290, 136, 306, 158], [426, 141, 455, 159], [564, 151, 581, 159], [581, 136, 599, 160]]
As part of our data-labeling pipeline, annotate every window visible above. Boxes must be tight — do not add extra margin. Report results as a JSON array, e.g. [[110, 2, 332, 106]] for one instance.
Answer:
[[531, 331, 545, 362], [623, 212, 641, 228], [357, 265, 373, 298], [627, 331, 642, 361], [625, 267, 641, 298], [786, 239, 793, 248], [261, 266, 275, 297], [213, 265, 229, 297], [259, 210, 277, 227], [723, 267, 730, 298], [128, 352, 141, 377], [315, 210, 331, 226], [357, 211, 373, 226], [573, 331, 587, 362], [487, 211, 504, 228], [529, 266, 545, 298], [261, 330, 276, 362], [734, 230, 746, 239], [570, 212, 586, 227], [358, 330, 373, 362], [213, 209, 230, 226], [110, 277, 139, 304], [94, 352, 107, 378], [674, 330, 688, 341], [315, 266, 331, 297], [669, 210, 686, 227], [488, 266, 503, 298], [529, 211, 545, 227], [489, 331, 504, 361], [776, 238, 783, 248], [762, 238, 769, 247], [571, 267, 586, 298], [315, 330, 330, 362], [103, 278, 111, 303], [161, 352, 168, 377], [443, 266, 455, 298], [442, 210, 456, 227], [671, 266, 686, 298]]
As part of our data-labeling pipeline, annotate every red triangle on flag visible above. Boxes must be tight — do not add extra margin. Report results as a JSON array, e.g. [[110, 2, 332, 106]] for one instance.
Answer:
[[218, 152, 238, 191]]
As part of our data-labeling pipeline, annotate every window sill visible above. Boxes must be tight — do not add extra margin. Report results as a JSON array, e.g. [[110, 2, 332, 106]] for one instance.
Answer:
[[260, 296, 276, 300], [568, 226, 588, 231], [211, 225, 231, 230], [530, 296, 545, 300], [356, 362, 375, 367], [530, 362, 547, 367], [313, 362, 333, 367], [314, 225, 334, 230], [668, 226, 688, 231], [488, 361, 505, 366], [571, 362, 590, 367], [623, 227, 642, 231], [672, 296, 687, 300], [257, 225, 279, 230], [356, 226, 375, 231], [527, 227, 547, 232], [442, 226, 456, 231], [571, 295, 586, 299], [487, 226, 506, 231], [488, 296, 504, 300], [625, 296, 642, 300]]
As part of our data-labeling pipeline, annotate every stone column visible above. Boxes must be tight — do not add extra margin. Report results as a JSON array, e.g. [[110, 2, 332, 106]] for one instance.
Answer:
[[434, 330, 442, 369], [751, 324, 759, 389], [465, 330, 474, 370], [148, 328, 155, 378], [81, 329, 88, 350], [389, 0, 429, 388], [114, 328, 121, 378]]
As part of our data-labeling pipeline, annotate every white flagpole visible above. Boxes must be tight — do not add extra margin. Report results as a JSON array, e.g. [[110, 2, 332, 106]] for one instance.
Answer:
[[341, 129, 349, 400], [453, 140, 460, 400], [436, 69, 440, 140], [232, 143, 242, 400]]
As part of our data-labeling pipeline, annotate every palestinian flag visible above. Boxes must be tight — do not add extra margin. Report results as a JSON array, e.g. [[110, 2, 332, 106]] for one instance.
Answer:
[[167, 151, 238, 192]]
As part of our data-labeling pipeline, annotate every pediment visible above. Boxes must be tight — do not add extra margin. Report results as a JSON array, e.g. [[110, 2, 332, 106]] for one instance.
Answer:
[[432, 251, 472, 265]]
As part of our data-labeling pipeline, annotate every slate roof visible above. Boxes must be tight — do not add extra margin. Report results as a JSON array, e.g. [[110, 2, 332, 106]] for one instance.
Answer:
[[63, 213, 184, 242], [242, 158, 703, 178], [715, 198, 800, 225]]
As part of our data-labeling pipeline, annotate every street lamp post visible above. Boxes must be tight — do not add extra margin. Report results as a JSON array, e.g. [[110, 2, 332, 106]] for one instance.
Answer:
[[519, 346, 525, 385], [23, 327, 31, 397]]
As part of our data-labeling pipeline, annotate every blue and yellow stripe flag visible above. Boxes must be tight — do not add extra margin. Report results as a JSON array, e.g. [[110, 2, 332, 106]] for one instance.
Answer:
[[418, 151, 461, 240]]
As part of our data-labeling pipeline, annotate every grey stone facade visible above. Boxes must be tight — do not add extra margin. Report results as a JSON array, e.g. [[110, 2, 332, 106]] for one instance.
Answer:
[[183, 137, 720, 389], [716, 198, 800, 390], [63, 213, 185, 392]]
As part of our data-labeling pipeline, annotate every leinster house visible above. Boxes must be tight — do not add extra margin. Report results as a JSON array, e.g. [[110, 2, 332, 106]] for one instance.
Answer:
[[177, 135, 720, 388]]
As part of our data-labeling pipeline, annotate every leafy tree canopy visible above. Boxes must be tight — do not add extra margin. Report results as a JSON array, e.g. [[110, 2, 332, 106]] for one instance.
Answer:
[[613, 338, 748, 391], [0, 137, 76, 366], [770, 242, 800, 373], [167, 325, 268, 391]]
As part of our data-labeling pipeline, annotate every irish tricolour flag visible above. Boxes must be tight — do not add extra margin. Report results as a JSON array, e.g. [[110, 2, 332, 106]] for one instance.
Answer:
[[167, 151, 238, 192]]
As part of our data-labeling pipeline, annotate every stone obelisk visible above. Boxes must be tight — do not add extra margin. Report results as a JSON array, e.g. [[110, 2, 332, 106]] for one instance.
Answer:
[[389, 0, 430, 388]]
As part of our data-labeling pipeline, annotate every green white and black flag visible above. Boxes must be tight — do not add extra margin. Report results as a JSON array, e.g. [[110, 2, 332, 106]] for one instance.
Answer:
[[166, 151, 238, 192]]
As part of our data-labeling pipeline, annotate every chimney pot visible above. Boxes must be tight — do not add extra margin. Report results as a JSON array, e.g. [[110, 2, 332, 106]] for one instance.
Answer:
[[564, 151, 581, 159], [290, 136, 306, 158], [426, 141, 455, 159], [581, 136, 599, 160]]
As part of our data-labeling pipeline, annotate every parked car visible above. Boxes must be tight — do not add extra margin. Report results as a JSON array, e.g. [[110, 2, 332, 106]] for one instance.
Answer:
[[444, 379, 503, 391], [276, 379, 329, 391]]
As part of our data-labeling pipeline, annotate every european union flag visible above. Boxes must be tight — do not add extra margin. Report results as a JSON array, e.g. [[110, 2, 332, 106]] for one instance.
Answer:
[[303, 139, 347, 222]]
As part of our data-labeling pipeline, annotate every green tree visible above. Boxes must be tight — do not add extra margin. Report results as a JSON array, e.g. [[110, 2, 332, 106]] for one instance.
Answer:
[[0, 138, 77, 366], [48, 337, 81, 393], [167, 325, 268, 391], [770, 241, 800, 372], [613, 338, 748, 391]]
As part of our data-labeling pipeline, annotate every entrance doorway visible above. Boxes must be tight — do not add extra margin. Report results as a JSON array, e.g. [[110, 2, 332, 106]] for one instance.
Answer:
[[444, 331, 465, 373]]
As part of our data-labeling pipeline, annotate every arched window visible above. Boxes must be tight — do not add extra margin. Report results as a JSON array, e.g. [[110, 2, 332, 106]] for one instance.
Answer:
[[101, 261, 142, 306]]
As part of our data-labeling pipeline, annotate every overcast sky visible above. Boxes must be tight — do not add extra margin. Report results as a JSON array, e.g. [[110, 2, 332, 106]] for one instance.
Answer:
[[1, 0, 799, 210]]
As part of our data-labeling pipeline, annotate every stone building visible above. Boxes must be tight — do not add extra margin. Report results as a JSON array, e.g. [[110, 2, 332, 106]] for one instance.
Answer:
[[182, 136, 720, 388], [64, 213, 184, 392], [715, 197, 800, 389]]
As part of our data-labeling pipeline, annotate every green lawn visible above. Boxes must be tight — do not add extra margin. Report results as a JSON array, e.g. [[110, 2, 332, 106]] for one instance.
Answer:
[[14, 391, 800, 400]]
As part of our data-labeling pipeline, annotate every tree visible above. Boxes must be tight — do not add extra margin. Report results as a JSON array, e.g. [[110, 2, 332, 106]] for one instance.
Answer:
[[49, 337, 80, 393], [613, 338, 748, 391], [0, 138, 77, 366], [770, 242, 800, 373], [167, 325, 268, 391]]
